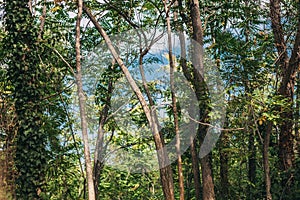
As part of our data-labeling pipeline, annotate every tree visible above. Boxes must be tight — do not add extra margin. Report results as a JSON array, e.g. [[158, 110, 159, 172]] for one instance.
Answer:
[[189, 0, 216, 199], [83, 4, 176, 200], [75, 0, 96, 199], [163, 0, 185, 199], [3, 0, 74, 198], [270, 0, 300, 173], [4, 1, 49, 198]]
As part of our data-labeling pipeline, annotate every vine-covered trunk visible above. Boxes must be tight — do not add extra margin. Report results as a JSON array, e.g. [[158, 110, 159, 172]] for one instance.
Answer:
[[4, 0, 47, 198], [189, 0, 216, 199]]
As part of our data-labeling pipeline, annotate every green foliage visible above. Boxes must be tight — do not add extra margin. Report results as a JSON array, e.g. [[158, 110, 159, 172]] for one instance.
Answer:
[[41, 135, 85, 200], [3, 0, 73, 198], [1, 0, 300, 199], [98, 166, 163, 200]]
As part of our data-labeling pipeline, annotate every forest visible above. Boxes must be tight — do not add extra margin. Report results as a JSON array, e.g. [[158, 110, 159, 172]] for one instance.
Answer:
[[0, 0, 299, 199]]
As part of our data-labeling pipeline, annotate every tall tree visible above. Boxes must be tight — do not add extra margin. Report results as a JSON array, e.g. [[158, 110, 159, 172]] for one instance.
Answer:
[[75, 0, 96, 199], [189, 0, 216, 199], [177, 1, 202, 198], [270, 0, 300, 174], [4, 0, 48, 198], [263, 122, 273, 200], [163, 1, 185, 199], [83, 4, 176, 200]]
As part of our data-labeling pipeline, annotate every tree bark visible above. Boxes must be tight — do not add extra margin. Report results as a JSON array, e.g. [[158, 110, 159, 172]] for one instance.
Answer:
[[75, 1, 96, 199], [93, 63, 114, 199], [199, 130, 215, 200], [177, 6, 202, 198], [270, 0, 300, 172], [248, 131, 256, 184], [263, 122, 273, 200], [189, 0, 216, 199], [220, 129, 229, 199], [164, 1, 185, 199], [83, 5, 175, 200], [296, 73, 300, 158], [247, 105, 256, 198], [190, 139, 202, 200]]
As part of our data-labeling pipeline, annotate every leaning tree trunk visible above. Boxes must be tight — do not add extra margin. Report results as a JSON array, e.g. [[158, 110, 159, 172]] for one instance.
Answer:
[[83, 5, 175, 200]]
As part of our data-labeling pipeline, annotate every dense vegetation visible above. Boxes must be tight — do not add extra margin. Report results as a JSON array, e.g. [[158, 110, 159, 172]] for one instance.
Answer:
[[0, 0, 299, 199]]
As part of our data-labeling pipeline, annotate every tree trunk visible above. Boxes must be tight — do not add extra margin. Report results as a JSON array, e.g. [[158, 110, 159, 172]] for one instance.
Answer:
[[177, 6, 202, 198], [263, 122, 273, 200], [248, 131, 256, 184], [4, 0, 47, 198], [247, 105, 256, 198], [164, 1, 185, 199], [75, 1, 96, 199], [296, 73, 300, 157], [190, 139, 202, 200], [270, 0, 300, 172], [93, 66, 114, 199], [220, 129, 229, 199], [199, 129, 215, 200], [83, 5, 175, 200], [189, 0, 216, 199]]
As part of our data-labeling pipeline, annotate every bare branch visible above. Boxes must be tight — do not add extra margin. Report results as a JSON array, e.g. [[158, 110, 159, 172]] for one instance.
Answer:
[[187, 114, 244, 132]]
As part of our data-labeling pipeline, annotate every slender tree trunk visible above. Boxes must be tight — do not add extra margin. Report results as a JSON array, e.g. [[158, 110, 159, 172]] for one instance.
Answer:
[[263, 122, 273, 200], [93, 108, 106, 199], [243, 11, 257, 196], [247, 104, 256, 198], [190, 139, 202, 200], [164, 1, 185, 199], [93, 63, 114, 199], [177, 10, 202, 199], [199, 124, 215, 200], [83, 5, 175, 200], [75, 1, 96, 199], [189, 0, 215, 199], [219, 129, 229, 199], [248, 131, 256, 184], [296, 73, 300, 156]]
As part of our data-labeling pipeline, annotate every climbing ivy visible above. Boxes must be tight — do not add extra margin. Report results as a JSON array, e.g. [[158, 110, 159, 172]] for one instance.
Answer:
[[3, 0, 72, 198]]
